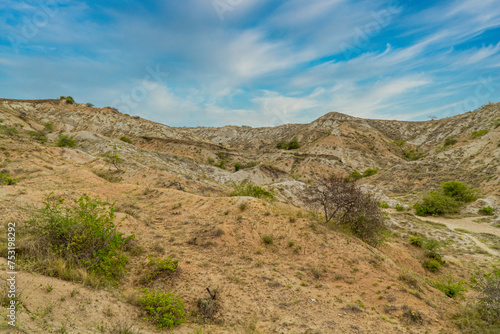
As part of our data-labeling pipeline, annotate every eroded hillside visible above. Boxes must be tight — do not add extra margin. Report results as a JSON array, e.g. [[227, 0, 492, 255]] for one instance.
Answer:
[[0, 98, 499, 333]]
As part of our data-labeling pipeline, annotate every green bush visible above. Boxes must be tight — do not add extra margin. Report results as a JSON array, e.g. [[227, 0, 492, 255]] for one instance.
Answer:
[[362, 168, 378, 177], [60, 96, 75, 104], [120, 136, 133, 144], [26, 195, 133, 285], [378, 201, 389, 208], [395, 203, 405, 211], [0, 172, 18, 185], [431, 276, 467, 299], [444, 136, 458, 147], [479, 206, 495, 216], [414, 190, 461, 216], [287, 139, 300, 150], [86, 103, 94, 107], [144, 256, 178, 282], [231, 183, 274, 200], [441, 181, 478, 203], [139, 288, 186, 329], [422, 259, 445, 272], [348, 170, 363, 182], [56, 134, 77, 147], [214, 160, 226, 169], [276, 139, 300, 150], [415, 181, 477, 216], [471, 129, 488, 138]]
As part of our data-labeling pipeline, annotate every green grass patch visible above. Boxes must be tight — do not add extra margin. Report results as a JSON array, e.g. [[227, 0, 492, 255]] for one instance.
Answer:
[[231, 183, 274, 200]]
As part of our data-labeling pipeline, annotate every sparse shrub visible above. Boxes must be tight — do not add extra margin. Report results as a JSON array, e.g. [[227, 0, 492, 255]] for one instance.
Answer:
[[138, 288, 186, 329], [401, 305, 423, 324], [479, 206, 495, 216], [431, 275, 467, 299], [378, 201, 389, 208], [307, 175, 385, 246], [444, 136, 458, 147], [262, 235, 274, 245], [395, 203, 405, 211], [347, 170, 363, 182], [213, 160, 226, 169], [398, 269, 423, 292], [362, 168, 378, 177], [44, 122, 54, 132], [234, 161, 259, 172], [60, 96, 75, 104], [102, 144, 122, 170], [422, 259, 444, 272], [86, 103, 94, 108], [393, 140, 425, 160], [27, 130, 47, 143], [94, 170, 123, 183], [288, 241, 295, 247], [409, 235, 425, 248], [456, 270, 500, 333], [198, 290, 222, 321], [238, 202, 247, 211], [24, 195, 134, 286], [0, 172, 18, 185], [311, 266, 323, 280], [110, 321, 142, 334], [492, 118, 500, 129], [231, 182, 274, 200], [143, 256, 178, 282], [402, 149, 424, 161], [341, 304, 362, 313], [276, 139, 300, 150], [56, 134, 77, 147], [471, 129, 488, 139], [120, 136, 133, 144], [0, 125, 19, 136]]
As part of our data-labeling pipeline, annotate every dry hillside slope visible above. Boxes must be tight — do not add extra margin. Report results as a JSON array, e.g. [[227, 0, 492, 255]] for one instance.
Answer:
[[0, 98, 499, 333]]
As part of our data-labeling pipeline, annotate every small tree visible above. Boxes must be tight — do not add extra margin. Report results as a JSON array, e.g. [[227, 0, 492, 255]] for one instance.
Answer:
[[102, 144, 122, 170], [307, 175, 385, 246]]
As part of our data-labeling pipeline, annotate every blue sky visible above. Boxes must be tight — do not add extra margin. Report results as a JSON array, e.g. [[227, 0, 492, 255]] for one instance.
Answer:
[[1, 0, 500, 127]]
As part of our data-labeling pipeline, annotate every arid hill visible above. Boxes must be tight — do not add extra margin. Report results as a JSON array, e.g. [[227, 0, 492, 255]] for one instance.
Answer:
[[0, 98, 499, 333]]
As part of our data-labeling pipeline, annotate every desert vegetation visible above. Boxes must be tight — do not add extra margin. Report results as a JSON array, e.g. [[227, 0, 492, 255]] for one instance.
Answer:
[[307, 175, 385, 245], [414, 181, 478, 216]]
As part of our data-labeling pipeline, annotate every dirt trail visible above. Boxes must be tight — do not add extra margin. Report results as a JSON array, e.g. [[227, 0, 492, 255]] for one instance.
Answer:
[[418, 216, 500, 257], [421, 216, 500, 237]]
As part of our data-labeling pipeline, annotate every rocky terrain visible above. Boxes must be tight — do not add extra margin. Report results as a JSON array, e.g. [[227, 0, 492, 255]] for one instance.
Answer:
[[0, 98, 499, 333]]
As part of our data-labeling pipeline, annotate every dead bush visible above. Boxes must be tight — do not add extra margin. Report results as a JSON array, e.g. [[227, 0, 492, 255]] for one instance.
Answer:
[[307, 175, 385, 246]]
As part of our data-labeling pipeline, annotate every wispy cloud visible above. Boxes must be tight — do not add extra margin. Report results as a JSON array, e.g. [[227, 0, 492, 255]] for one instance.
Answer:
[[0, 0, 499, 126]]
